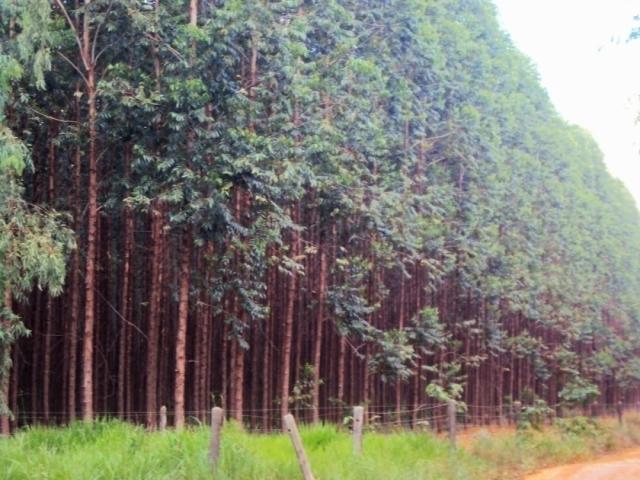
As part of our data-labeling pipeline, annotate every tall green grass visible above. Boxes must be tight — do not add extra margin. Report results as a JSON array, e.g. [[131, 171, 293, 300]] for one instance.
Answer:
[[2, 415, 640, 479], [0, 420, 484, 480]]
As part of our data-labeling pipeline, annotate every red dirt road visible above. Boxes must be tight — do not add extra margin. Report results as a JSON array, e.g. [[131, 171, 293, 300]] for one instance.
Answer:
[[526, 448, 640, 480]]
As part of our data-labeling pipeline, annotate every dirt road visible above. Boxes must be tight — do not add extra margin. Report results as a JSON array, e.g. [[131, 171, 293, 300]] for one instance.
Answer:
[[526, 448, 640, 480]]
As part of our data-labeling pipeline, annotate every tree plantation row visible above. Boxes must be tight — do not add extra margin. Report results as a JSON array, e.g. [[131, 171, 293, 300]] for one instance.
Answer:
[[1, 0, 640, 433]]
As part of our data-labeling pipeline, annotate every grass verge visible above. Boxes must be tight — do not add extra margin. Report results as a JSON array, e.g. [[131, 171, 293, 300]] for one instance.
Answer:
[[2, 414, 640, 479]]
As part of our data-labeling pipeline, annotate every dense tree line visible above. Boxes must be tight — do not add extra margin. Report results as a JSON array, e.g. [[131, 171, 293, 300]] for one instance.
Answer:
[[1, 0, 640, 432]]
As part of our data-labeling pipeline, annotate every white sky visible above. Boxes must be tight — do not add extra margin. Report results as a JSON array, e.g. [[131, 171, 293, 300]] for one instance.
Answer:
[[493, 0, 640, 207]]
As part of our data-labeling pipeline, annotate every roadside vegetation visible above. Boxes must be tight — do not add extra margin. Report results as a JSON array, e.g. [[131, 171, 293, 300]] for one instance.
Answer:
[[2, 415, 640, 480]]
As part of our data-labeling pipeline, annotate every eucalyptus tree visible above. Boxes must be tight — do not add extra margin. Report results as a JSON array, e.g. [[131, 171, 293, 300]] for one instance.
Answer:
[[3, 0, 640, 430], [0, 1, 73, 432]]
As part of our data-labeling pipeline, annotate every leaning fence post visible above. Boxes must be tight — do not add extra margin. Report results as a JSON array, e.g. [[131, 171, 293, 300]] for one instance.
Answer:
[[284, 413, 315, 480], [447, 400, 457, 446], [159, 406, 167, 431], [353, 406, 364, 454], [210, 407, 224, 470], [617, 401, 624, 426]]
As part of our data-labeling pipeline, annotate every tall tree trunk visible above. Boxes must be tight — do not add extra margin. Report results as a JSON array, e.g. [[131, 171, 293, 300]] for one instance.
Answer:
[[144, 0, 164, 430], [230, 188, 245, 424], [174, 0, 198, 428], [250, 322, 260, 427], [43, 131, 56, 425], [31, 291, 42, 421], [263, 245, 275, 430], [395, 274, 405, 424], [195, 244, 212, 420], [117, 188, 133, 418], [174, 230, 191, 430], [145, 205, 164, 429], [67, 95, 82, 422], [311, 246, 327, 423], [221, 300, 229, 412], [81, 38, 98, 423], [233, 336, 245, 423], [43, 297, 53, 425], [9, 343, 18, 432], [281, 208, 299, 430], [1, 290, 12, 435]]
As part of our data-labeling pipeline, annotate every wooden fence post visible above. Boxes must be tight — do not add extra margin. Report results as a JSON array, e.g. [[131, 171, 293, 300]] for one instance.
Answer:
[[499, 405, 507, 427], [210, 407, 224, 470], [447, 400, 456, 446], [284, 413, 315, 480], [617, 401, 624, 426], [159, 406, 167, 431], [547, 409, 556, 426], [513, 401, 522, 426], [353, 406, 364, 454]]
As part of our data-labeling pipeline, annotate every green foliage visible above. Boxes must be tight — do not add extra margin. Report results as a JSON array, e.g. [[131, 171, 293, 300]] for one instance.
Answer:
[[369, 329, 416, 382], [328, 255, 377, 340], [556, 416, 602, 438], [559, 377, 600, 408], [425, 362, 466, 405], [0, 153, 73, 417], [518, 399, 553, 431], [2, 0, 640, 417], [407, 308, 448, 355], [0, 1, 72, 415], [289, 364, 321, 409]]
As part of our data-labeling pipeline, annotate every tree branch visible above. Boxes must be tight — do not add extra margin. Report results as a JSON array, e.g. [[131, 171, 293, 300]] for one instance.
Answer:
[[53, 0, 89, 71], [91, 0, 115, 64], [25, 105, 79, 124], [57, 51, 89, 86]]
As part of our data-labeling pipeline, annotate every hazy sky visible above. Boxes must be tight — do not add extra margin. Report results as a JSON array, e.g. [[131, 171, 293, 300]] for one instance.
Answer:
[[493, 0, 640, 207]]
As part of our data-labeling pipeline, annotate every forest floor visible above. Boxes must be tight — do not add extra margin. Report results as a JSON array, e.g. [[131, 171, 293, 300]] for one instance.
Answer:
[[2, 415, 640, 479]]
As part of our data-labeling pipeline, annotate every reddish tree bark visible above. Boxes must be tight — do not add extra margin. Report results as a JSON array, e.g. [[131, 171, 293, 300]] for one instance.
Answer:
[[311, 246, 327, 423], [79, 0, 99, 422], [117, 187, 133, 417], [174, 230, 191, 430], [281, 208, 300, 430], [43, 130, 56, 424], [395, 274, 406, 423], [232, 336, 245, 423], [145, 205, 164, 429], [66, 94, 82, 421], [1, 290, 12, 434]]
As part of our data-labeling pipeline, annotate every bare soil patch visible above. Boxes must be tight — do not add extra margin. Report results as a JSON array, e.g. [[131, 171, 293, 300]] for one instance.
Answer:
[[526, 447, 640, 480]]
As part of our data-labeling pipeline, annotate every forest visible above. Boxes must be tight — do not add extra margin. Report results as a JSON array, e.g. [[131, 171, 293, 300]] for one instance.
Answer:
[[1, 0, 640, 435]]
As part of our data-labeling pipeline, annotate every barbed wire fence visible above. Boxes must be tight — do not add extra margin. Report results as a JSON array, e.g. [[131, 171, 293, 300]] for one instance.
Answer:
[[8, 399, 640, 434], [6, 399, 640, 479]]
